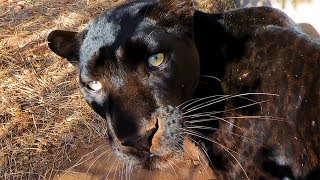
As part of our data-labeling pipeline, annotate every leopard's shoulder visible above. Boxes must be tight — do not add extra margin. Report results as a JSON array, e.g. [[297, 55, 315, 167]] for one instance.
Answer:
[[205, 6, 320, 179]]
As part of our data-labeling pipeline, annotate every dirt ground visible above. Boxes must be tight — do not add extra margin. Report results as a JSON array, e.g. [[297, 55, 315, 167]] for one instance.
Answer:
[[1, 0, 318, 179]]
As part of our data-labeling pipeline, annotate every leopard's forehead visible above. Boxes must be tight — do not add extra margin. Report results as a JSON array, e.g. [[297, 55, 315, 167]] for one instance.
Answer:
[[79, 0, 158, 69]]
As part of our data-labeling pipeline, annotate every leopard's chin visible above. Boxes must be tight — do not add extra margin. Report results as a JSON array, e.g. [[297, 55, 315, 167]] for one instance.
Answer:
[[113, 137, 207, 170], [113, 147, 183, 170]]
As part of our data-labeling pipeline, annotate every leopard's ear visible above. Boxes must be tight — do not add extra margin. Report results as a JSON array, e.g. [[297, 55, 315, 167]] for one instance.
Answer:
[[47, 30, 81, 65], [159, 0, 194, 22]]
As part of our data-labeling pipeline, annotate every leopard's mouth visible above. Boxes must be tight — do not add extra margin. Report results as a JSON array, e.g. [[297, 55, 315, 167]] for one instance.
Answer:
[[105, 106, 188, 169], [117, 136, 208, 170]]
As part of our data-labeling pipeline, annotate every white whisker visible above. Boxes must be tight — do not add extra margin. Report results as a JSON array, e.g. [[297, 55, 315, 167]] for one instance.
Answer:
[[200, 74, 221, 82], [184, 129, 249, 180], [183, 93, 278, 115], [182, 129, 245, 159], [222, 144, 250, 180], [187, 136, 211, 176], [105, 158, 118, 180], [113, 159, 120, 180], [186, 116, 246, 133], [179, 94, 225, 110], [224, 116, 288, 123], [168, 162, 178, 177], [120, 161, 125, 180], [96, 150, 114, 172], [85, 149, 111, 176], [187, 99, 268, 117], [63, 145, 105, 176], [183, 93, 245, 112], [186, 125, 266, 148]]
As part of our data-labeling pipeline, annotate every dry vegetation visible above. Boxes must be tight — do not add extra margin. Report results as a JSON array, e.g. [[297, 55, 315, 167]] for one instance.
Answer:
[[0, 0, 126, 179], [0, 0, 237, 179]]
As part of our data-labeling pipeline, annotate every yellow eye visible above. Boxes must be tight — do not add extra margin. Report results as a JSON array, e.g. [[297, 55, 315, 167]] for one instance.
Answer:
[[148, 53, 165, 68]]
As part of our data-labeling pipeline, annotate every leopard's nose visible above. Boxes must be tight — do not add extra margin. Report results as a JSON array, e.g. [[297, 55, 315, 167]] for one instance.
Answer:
[[121, 127, 158, 151]]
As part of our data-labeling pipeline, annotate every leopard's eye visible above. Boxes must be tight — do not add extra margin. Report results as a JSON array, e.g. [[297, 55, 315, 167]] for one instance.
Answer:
[[148, 53, 165, 68], [87, 81, 102, 92]]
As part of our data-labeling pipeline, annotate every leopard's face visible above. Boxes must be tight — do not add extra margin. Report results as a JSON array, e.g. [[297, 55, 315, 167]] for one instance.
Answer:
[[48, 0, 202, 169]]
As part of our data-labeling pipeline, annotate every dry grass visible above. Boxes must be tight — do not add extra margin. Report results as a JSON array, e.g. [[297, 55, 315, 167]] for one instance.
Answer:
[[0, 0, 126, 179], [0, 0, 235, 179]]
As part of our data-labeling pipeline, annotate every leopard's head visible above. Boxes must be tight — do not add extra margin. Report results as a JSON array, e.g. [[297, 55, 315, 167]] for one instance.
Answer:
[[47, 0, 211, 169]]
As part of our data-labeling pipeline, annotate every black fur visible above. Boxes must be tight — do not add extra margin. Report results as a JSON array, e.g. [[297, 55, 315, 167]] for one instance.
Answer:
[[48, 0, 320, 178]]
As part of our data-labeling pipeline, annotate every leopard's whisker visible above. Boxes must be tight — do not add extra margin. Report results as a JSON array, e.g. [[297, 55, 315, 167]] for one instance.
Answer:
[[127, 163, 132, 180], [57, 145, 106, 179], [185, 117, 219, 122], [143, 4, 153, 17], [222, 144, 250, 180], [96, 150, 114, 172], [183, 94, 271, 115], [185, 114, 287, 138], [200, 74, 221, 82], [215, 101, 268, 113], [128, 163, 132, 180], [187, 136, 211, 176], [188, 137, 214, 170], [186, 116, 247, 133], [181, 94, 252, 110], [184, 98, 270, 116], [224, 116, 289, 123], [85, 149, 111, 176], [184, 111, 284, 123], [112, 159, 120, 180], [183, 92, 278, 114], [183, 112, 219, 118], [178, 94, 225, 109], [179, 91, 259, 111], [168, 162, 178, 176], [186, 125, 228, 131], [67, 145, 105, 170], [124, 162, 127, 180], [196, 148, 211, 177], [147, 27, 159, 38], [120, 161, 125, 180], [127, 163, 133, 180], [186, 125, 267, 148], [182, 94, 237, 113], [182, 129, 245, 159], [105, 158, 119, 180], [173, 138, 190, 166], [171, 155, 182, 171], [183, 129, 249, 180], [180, 92, 262, 111]]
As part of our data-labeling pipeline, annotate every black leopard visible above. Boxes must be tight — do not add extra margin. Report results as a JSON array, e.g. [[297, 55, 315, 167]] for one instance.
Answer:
[[48, 0, 320, 179]]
